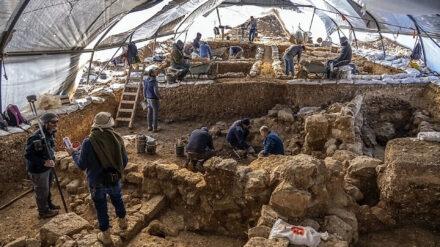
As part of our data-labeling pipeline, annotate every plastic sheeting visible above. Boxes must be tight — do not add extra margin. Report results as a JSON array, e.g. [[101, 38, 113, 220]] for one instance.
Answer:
[[1, 54, 81, 110]]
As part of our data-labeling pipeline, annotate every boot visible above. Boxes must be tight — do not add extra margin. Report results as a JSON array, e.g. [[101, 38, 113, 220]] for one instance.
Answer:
[[49, 201, 61, 210], [118, 217, 128, 230], [97, 230, 112, 245], [39, 209, 59, 219]]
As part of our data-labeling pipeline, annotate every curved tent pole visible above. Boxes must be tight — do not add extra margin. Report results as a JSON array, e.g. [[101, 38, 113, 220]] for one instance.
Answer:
[[322, 0, 358, 49], [309, 8, 316, 32], [86, 19, 122, 86], [408, 15, 427, 66], [364, 11, 386, 57], [0, 0, 31, 112]]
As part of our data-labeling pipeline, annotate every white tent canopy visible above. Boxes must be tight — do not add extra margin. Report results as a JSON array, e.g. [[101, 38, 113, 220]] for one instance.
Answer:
[[1, 0, 439, 110]]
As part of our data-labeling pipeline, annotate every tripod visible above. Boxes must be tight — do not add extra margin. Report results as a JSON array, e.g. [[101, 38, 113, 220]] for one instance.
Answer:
[[26, 95, 68, 213]]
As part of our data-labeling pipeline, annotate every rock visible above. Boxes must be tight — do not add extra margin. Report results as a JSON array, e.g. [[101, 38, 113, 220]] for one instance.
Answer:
[[248, 226, 271, 238], [323, 215, 354, 243], [346, 156, 381, 204], [327, 208, 358, 242], [344, 183, 363, 202], [374, 122, 395, 145], [300, 218, 320, 231], [139, 195, 166, 221], [76, 234, 101, 247], [332, 150, 358, 162], [278, 108, 294, 122], [125, 163, 141, 173], [204, 157, 237, 173], [257, 205, 287, 227], [269, 181, 311, 218], [324, 157, 343, 176], [5, 236, 26, 247], [66, 179, 82, 194], [59, 156, 73, 170], [378, 138, 440, 229], [155, 163, 179, 180], [25, 238, 40, 247], [125, 171, 143, 184], [245, 170, 270, 201], [128, 231, 174, 247], [267, 109, 279, 117], [244, 237, 290, 247], [361, 124, 377, 148], [331, 115, 355, 143], [142, 178, 161, 194], [111, 213, 145, 240], [318, 234, 349, 247], [40, 213, 91, 245], [305, 114, 329, 150]]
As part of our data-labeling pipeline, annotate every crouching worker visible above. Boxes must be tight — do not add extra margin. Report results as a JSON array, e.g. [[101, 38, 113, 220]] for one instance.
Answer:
[[24, 113, 60, 219], [229, 46, 243, 59], [226, 118, 255, 156], [258, 126, 284, 157], [186, 127, 216, 171], [66, 112, 128, 245]]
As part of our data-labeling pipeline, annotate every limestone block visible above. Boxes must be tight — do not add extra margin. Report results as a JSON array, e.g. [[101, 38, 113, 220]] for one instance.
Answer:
[[111, 213, 145, 240], [323, 215, 354, 243], [4, 236, 26, 247], [346, 156, 382, 189], [142, 162, 157, 178], [244, 237, 289, 247], [155, 163, 179, 180], [142, 178, 161, 194], [76, 234, 102, 247], [256, 205, 287, 227], [139, 195, 166, 221], [59, 156, 73, 170], [245, 170, 269, 200], [269, 181, 311, 218], [305, 114, 329, 150], [125, 162, 141, 173], [248, 226, 271, 239], [40, 212, 91, 245], [277, 108, 294, 122], [300, 218, 320, 231], [25, 238, 41, 247], [125, 171, 143, 184]]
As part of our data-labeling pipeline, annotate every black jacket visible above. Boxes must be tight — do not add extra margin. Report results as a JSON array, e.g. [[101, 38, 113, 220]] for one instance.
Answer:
[[187, 129, 214, 153], [334, 38, 352, 66], [226, 120, 250, 149], [24, 129, 55, 173]]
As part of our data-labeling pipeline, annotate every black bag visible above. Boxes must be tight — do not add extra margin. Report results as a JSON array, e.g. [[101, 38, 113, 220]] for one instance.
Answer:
[[102, 167, 121, 187], [410, 41, 422, 60], [0, 113, 8, 131]]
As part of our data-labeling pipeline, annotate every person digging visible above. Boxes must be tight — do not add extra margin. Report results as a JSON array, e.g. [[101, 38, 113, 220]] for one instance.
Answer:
[[226, 118, 256, 158], [185, 127, 216, 172]]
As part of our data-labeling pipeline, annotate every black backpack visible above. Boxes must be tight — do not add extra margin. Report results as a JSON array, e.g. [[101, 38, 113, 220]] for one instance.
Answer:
[[410, 40, 422, 60]]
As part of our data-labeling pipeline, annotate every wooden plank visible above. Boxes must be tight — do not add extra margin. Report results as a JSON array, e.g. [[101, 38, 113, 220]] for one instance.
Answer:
[[125, 84, 139, 88], [116, 117, 131, 121], [123, 92, 138, 96], [118, 109, 134, 113], [120, 100, 136, 104]]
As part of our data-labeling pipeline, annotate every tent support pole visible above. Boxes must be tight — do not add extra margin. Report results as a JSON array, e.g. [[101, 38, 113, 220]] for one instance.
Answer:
[[408, 15, 427, 66], [308, 8, 316, 32], [216, 8, 224, 40], [183, 30, 188, 44], [366, 12, 385, 57], [85, 52, 95, 86], [152, 32, 158, 56], [322, 0, 358, 49]]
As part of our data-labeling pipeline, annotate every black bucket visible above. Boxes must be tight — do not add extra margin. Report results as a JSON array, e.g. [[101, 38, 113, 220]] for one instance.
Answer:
[[136, 134, 146, 153], [174, 144, 185, 157], [146, 142, 157, 155]]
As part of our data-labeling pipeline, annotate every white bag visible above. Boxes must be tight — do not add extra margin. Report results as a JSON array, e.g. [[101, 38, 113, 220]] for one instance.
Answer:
[[269, 219, 328, 247], [417, 132, 440, 142]]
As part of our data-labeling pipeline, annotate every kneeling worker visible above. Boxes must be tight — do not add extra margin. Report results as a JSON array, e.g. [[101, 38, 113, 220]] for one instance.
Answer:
[[186, 127, 216, 170], [258, 126, 284, 157], [229, 46, 243, 59], [226, 118, 255, 155]]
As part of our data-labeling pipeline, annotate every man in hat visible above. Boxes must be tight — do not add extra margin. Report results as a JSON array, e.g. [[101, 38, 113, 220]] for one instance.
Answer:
[[24, 113, 60, 219], [226, 118, 255, 154], [193, 32, 202, 53], [144, 64, 162, 132], [258, 125, 284, 157], [186, 127, 216, 170], [326, 36, 352, 78], [66, 112, 128, 245], [170, 40, 190, 81]]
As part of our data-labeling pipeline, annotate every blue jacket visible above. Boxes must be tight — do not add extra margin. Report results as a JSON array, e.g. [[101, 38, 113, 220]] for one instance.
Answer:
[[143, 76, 161, 99], [263, 131, 284, 155], [226, 120, 250, 149], [187, 129, 214, 153], [24, 128, 55, 173], [199, 43, 212, 58], [72, 138, 128, 187], [283, 45, 303, 62]]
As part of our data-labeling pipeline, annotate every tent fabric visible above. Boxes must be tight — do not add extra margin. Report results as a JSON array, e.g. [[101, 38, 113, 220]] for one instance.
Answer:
[[1, 0, 440, 111]]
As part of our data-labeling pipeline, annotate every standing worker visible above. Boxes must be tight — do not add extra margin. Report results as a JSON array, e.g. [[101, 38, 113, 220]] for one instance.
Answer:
[[258, 126, 284, 157], [186, 127, 216, 171], [144, 65, 162, 132], [193, 32, 202, 53], [199, 41, 212, 59], [283, 45, 305, 77], [247, 16, 257, 43], [24, 113, 60, 219], [66, 112, 129, 246], [226, 118, 255, 155]]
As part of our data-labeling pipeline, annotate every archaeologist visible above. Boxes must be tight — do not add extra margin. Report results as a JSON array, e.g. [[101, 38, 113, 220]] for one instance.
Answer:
[[170, 40, 190, 81], [226, 118, 255, 155], [24, 113, 60, 219], [326, 36, 352, 79], [144, 64, 162, 132], [193, 32, 202, 52], [199, 41, 212, 59], [229, 46, 243, 59], [258, 126, 284, 157], [246, 16, 257, 43], [283, 45, 305, 77], [186, 127, 216, 171], [66, 112, 128, 245]]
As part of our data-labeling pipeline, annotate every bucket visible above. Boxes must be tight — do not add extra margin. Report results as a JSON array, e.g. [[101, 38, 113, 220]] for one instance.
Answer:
[[146, 142, 156, 154], [174, 144, 185, 157], [136, 133, 146, 153]]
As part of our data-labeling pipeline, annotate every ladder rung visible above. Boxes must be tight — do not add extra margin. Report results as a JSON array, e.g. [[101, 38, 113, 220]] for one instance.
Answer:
[[127, 77, 142, 81], [120, 100, 136, 104], [116, 117, 131, 122], [125, 84, 139, 88], [123, 92, 138, 96], [118, 109, 134, 113]]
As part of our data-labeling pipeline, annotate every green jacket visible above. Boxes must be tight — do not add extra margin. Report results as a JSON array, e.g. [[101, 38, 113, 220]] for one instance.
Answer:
[[170, 44, 185, 66]]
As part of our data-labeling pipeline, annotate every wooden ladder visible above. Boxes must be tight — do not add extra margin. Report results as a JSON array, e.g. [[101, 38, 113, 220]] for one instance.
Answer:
[[115, 64, 145, 128]]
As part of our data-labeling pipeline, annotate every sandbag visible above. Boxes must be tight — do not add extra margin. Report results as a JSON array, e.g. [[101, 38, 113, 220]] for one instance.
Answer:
[[269, 219, 328, 247]]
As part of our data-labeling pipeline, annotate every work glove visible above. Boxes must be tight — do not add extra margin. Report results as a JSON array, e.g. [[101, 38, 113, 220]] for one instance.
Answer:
[[247, 146, 256, 154]]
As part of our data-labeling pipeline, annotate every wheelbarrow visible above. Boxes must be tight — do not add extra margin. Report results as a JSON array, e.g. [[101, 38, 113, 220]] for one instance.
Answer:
[[301, 60, 327, 79], [189, 62, 216, 79]]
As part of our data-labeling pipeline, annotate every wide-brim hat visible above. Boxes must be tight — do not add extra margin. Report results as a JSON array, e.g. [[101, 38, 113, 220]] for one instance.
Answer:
[[92, 112, 114, 129]]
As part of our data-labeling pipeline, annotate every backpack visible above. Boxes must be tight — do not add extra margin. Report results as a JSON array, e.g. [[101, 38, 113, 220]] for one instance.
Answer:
[[0, 113, 8, 131], [410, 40, 422, 60], [3, 104, 27, 127]]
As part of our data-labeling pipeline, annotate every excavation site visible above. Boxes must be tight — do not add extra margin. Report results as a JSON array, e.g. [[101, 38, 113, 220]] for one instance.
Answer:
[[1, 1, 440, 247]]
